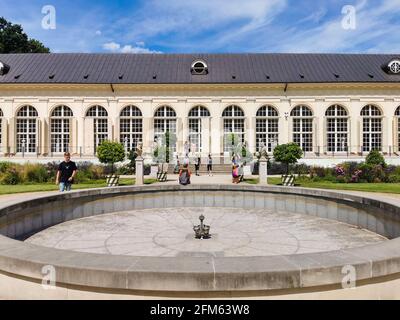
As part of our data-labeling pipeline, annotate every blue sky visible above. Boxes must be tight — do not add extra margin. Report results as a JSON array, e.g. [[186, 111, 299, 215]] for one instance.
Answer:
[[0, 0, 399, 53]]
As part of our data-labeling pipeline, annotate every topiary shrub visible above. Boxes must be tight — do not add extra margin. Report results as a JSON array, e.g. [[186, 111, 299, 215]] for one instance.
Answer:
[[96, 141, 126, 174], [273, 143, 303, 175], [365, 149, 386, 167]]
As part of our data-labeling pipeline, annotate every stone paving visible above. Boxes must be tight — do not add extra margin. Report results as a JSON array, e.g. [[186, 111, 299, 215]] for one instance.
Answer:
[[25, 207, 386, 257]]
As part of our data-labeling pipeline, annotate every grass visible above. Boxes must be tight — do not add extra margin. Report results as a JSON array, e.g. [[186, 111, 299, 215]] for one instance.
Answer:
[[0, 178, 158, 196], [244, 177, 400, 194]]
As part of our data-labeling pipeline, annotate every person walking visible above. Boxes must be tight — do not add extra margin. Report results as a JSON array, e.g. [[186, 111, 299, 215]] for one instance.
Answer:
[[56, 152, 78, 192], [195, 156, 201, 176], [179, 164, 191, 185], [207, 154, 213, 176]]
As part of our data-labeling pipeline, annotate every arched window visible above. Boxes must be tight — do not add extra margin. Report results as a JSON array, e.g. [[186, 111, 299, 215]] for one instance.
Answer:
[[154, 106, 177, 151], [0, 108, 3, 148], [120, 105, 143, 152], [361, 105, 382, 152], [326, 105, 349, 153], [222, 105, 245, 152], [256, 105, 279, 153], [16, 105, 38, 153], [50, 105, 73, 153], [85, 105, 108, 153], [395, 106, 400, 152], [291, 105, 313, 152], [188, 106, 210, 153]]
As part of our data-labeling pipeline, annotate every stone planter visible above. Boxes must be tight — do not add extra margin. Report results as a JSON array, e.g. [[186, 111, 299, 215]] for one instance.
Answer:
[[281, 175, 295, 186], [106, 175, 120, 187]]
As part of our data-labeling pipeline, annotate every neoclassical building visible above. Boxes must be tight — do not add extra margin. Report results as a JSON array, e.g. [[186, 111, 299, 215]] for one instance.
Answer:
[[0, 53, 399, 164]]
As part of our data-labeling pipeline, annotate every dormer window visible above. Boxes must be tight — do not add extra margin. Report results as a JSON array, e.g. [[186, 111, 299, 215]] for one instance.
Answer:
[[191, 60, 208, 75], [0, 61, 10, 76], [389, 60, 400, 74]]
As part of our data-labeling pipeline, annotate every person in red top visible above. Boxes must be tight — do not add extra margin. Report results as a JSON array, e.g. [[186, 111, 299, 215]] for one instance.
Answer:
[[179, 164, 191, 185]]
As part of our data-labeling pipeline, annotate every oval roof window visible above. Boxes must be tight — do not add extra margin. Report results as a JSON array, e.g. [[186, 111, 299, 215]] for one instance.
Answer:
[[388, 60, 400, 74], [191, 60, 208, 75], [0, 61, 10, 76]]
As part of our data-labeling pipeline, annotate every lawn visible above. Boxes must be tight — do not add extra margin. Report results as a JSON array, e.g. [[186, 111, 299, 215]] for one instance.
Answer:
[[0, 178, 158, 195], [245, 177, 400, 194]]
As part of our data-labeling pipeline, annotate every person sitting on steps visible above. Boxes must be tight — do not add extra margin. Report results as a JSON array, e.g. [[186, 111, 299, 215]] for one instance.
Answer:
[[179, 164, 191, 186]]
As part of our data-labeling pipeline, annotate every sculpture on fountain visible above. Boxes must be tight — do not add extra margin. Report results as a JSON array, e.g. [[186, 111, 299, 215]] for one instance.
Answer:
[[193, 215, 211, 239]]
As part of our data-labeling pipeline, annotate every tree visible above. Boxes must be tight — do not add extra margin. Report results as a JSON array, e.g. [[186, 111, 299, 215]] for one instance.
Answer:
[[225, 133, 253, 164], [273, 143, 303, 175], [365, 149, 386, 167], [152, 131, 177, 164], [96, 141, 125, 174], [0, 17, 50, 53]]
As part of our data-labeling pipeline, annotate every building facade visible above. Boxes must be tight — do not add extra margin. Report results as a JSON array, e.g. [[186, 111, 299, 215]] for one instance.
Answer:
[[0, 53, 399, 164]]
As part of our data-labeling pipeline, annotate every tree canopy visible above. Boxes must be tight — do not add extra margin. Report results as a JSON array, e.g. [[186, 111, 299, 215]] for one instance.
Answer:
[[273, 143, 303, 175], [0, 17, 50, 53], [96, 141, 126, 174]]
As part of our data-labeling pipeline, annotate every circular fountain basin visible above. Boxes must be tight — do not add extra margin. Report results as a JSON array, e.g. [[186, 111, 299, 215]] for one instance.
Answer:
[[26, 207, 386, 258], [1, 184, 400, 299]]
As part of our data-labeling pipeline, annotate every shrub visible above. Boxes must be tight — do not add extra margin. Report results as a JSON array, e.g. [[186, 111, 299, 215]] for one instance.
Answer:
[[293, 163, 310, 177], [310, 166, 329, 179], [0, 167, 22, 185], [0, 162, 12, 173], [365, 150, 386, 167], [73, 170, 89, 184], [357, 163, 373, 182], [89, 165, 106, 179], [371, 165, 386, 183], [116, 166, 133, 175], [22, 163, 50, 183]]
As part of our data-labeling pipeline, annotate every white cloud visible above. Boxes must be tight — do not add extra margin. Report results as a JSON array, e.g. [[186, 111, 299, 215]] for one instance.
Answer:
[[263, 0, 400, 53], [102, 42, 121, 51], [103, 42, 161, 54], [120, 0, 287, 48], [121, 45, 161, 54], [95, 30, 102, 36]]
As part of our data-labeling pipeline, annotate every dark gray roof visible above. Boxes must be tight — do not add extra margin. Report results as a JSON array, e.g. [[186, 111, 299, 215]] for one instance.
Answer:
[[0, 53, 399, 84]]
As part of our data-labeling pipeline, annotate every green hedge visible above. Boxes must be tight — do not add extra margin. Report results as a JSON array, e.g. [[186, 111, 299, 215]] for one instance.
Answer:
[[0, 161, 109, 185]]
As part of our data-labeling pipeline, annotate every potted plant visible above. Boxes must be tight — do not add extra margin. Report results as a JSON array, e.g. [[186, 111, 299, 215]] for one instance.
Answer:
[[96, 140, 126, 187], [273, 143, 303, 186]]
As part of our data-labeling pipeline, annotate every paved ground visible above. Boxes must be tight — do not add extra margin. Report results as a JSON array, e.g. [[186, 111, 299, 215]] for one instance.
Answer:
[[25, 207, 386, 257]]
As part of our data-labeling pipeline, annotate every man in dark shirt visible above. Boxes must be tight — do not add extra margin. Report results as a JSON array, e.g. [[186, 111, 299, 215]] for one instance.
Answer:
[[56, 152, 78, 192]]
